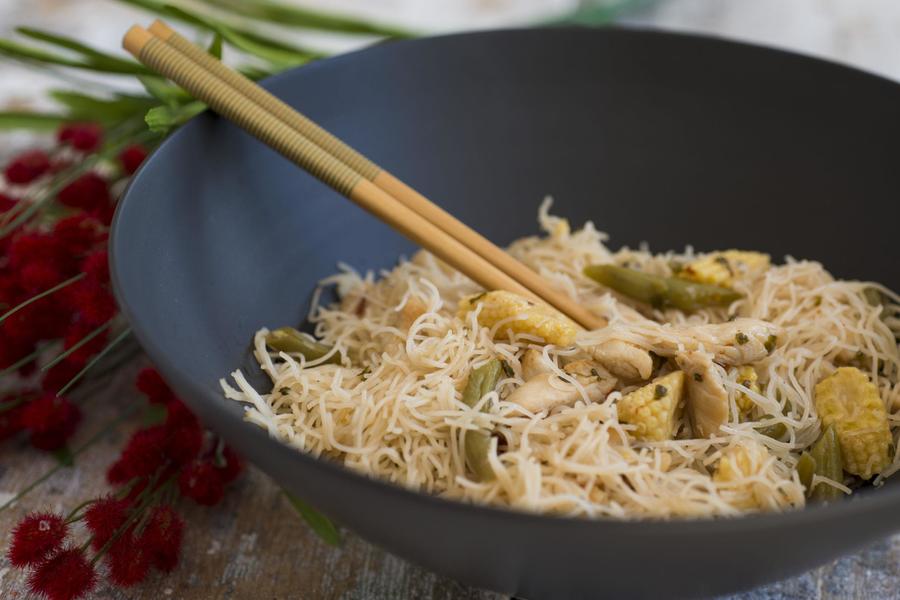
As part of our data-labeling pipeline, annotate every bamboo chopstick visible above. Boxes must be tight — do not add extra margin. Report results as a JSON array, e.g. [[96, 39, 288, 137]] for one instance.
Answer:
[[123, 24, 605, 330], [145, 20, 604, 331]]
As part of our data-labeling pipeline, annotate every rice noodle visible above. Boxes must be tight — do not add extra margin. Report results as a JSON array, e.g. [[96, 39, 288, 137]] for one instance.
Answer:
[[222, 198, 900, 519]]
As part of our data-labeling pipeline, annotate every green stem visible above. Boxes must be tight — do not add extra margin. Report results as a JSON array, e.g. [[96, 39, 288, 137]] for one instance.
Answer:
[[0, 346, 45, 378], [0, 273, 85, 324], [0, 404, 139, 514], [41, 320, 114, 372], [56, 328, 132, 397]]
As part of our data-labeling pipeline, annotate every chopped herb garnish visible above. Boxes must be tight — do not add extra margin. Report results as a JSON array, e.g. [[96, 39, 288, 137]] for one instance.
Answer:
[[764, 334, 777, 353], [741, 380, 752, 388], [500, 360, 514, 378], [279, 387, 291, 395], [813, 296, 822, 307], [735, 332, 749, 345], [714, 255, 734, 275], [654, 385, 668, 399], [693, 373, 703, 382]]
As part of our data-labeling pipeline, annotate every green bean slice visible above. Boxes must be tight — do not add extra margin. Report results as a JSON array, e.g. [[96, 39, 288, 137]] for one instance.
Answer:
[[583, 264, 742, 312], [462, 359, 503, 481], [265, 326, 341, 365], [807, 425, 845, 502]]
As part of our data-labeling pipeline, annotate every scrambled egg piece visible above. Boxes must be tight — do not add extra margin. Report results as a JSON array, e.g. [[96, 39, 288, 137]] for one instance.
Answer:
[[814, 367, 892, 479], [458, 290, 577, 346], [680, 250, 770, 287], [617, 371, 685, 442]]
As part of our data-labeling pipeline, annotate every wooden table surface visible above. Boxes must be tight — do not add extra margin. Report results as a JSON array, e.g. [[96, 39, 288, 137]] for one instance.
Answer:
[[2, 360, 900, 600]]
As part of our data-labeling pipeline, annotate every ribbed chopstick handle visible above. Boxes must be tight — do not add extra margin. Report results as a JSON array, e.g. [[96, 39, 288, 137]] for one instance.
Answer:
[[138, 36, 361, 196], [157, 25, 381, 181]]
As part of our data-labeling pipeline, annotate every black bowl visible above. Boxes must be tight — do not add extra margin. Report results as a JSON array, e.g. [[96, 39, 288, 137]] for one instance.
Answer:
[[111, 27, 900, 599]]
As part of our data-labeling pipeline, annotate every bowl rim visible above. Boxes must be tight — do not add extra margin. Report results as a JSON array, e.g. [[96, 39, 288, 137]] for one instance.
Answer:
[[111, 24, 900, 535]]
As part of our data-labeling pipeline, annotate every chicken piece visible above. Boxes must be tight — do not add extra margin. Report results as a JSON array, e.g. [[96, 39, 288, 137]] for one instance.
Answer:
[[676, 351, 729, 438], [586, 339, 654, 381], [814, 367, 891, 479], [563, 359, 613, 379], [714, 440, 772, 509], [734, 365, 760, 416], [458, 290, 577, 346], [617, 371, 686, 442], [658, 318, 780, 366], [520, 348, 553, 380], [505, 370, 616, 413], [680, 250, 770, 287], [396, 296, 428, 330]]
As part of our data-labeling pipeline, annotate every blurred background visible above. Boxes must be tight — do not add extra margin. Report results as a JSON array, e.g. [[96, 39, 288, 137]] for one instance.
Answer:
[[2, 0, 900, 113]]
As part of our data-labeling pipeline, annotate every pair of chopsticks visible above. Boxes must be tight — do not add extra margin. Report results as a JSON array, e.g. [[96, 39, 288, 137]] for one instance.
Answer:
[[123, 22, 604, 330]]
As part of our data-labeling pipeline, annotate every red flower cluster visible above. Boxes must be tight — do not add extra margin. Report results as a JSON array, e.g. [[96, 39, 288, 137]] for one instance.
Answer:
[[7, 368, 243, 600], [0, 123, 150, 452]]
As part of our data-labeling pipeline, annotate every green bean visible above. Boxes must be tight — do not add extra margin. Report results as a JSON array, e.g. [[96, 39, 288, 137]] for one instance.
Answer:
[[583, 264, 743, 311], [462, 359, 503, 481], [807, 425, 845, 502], [796, 452, 815, 492], [758, 420, 787, 441], [265, 326, 341, 364]]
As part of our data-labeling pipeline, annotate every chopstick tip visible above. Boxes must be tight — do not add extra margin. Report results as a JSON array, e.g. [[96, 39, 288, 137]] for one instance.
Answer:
[[148, 19, 175, 41], [122, 25, 152, 56]]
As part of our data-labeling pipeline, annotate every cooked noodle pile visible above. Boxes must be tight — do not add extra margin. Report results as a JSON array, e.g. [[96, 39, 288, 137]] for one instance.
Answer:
[[223, 200, 900, 518]]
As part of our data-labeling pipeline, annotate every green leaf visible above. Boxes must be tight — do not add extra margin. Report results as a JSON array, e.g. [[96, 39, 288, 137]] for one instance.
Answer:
[[204, 0, 413, 38], [15, 27, 152, 75], [0, 35, 150, 75], [53, 446, 75, 467], [163, 5, 315, 69], [555, 0, 651, 25], [117, 0, 322, 61], [50, 90, 159, 125], [138, 76, 191, 106], [0, 111, 74, 131], [142, 403, 168, 427], [208, 33, 223, 60], [145, 100, 206, 134], [284, 491, 341, 546]]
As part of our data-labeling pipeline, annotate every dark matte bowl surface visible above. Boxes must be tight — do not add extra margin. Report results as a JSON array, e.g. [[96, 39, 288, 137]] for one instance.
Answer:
[[111, 27, 900, 599]]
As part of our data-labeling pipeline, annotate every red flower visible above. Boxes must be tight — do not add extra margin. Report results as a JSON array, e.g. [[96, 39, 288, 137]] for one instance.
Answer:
[[81, 250, 109, 284], [178, 461, 225, 506], [136, 367, 174, 404], [27, 546, 96, 600], [140, 505, 184, 572], [53, 215, 106, 256], [218, 446, 244, 484], [118, 144, 148, 175], [7, 232, 68, 271], [107, 426, 168, 483], [57, 173, 109, 212], [0, 396, 26, 441], [4, 150, 50, 184], [8, 512, 68, 566], [20, 394, 82, 451], [165, 398, 198, 429], [0, 192, 17, 212], [58, 123, 103, 153], [41, 359, 84, 394], [106, 529, 151, 586], [63, 320, 109, 365], [166, 421, 203, 465], [84, 496, 130, 550], [19, 260, 64, 294], [66, 280, 116, 326]]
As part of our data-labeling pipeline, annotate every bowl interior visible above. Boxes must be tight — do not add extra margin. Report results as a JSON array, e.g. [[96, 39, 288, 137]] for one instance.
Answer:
[[112, 27, 900, 599]]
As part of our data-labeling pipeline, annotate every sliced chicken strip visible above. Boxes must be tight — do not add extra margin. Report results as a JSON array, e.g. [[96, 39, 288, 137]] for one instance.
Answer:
[[586, 339, 654, 381], [520, 348, 553, 380], [657, 318, 779, 366], [676, 351, 729, 438], [506, 369, 616, 413]]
